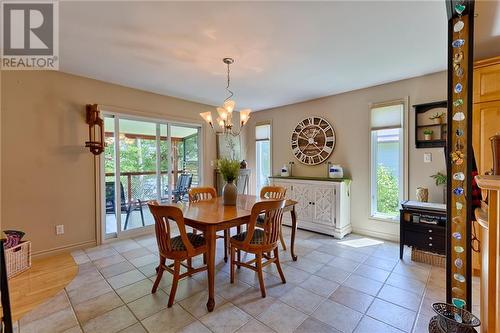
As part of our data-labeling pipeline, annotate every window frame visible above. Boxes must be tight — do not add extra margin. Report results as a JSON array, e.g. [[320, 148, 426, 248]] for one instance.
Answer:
[[369, 99, 408, 222], [255, 121, 272, 195]]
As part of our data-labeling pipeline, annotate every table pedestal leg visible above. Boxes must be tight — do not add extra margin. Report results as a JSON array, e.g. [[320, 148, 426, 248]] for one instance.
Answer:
[[290, 206, 298, 261], [206, 226, 216, 312]]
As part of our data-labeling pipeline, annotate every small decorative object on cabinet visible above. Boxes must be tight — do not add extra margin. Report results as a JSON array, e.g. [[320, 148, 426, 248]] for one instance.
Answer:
[[414, 101, 447, 148], [217, 159, 240, 205], [290, 116, 335, 165], [280, 164, 289, 177], [399, 201, 446, 259], [416, 187, 429, 202], [269, 176, 351, 238]]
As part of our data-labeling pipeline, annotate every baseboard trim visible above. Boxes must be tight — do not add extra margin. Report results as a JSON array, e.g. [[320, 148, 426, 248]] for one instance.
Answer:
[[33, 240, 97, 258], [352, 227, 399, 242]]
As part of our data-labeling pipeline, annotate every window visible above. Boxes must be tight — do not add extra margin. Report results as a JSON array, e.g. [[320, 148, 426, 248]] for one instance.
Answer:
[[370, 102, 405, 220], [255, 123, 271, 194]]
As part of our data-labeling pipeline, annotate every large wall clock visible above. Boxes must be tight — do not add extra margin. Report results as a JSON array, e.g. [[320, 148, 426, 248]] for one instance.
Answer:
[[291, 116, 336, 165]]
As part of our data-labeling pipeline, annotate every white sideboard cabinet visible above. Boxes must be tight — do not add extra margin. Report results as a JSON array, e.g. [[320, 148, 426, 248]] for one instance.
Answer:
[[269, 176, 351, 238]]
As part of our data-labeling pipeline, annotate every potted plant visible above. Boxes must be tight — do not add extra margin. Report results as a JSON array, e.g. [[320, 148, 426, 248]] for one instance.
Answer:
[[423, 129, 433, 141], [429, 112, 445, 124], [431, 171, 447, 203], [218, 158, 240, 205]]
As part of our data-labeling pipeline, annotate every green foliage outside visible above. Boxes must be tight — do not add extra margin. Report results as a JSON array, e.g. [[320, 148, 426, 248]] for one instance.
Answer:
[[376, 164, 399, 216], [218, 158, 240, 182]]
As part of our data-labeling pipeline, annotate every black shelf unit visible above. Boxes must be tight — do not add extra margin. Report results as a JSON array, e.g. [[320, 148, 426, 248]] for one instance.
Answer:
[[414, 101, 448, 148]]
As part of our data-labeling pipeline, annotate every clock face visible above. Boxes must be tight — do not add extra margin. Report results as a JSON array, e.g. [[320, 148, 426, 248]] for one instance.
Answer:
[[291, 116, 335, 165]]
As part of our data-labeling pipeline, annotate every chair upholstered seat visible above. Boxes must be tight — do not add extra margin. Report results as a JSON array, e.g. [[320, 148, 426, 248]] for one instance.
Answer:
[[231, 229, 265, 245], [171, 233, 205, 251]]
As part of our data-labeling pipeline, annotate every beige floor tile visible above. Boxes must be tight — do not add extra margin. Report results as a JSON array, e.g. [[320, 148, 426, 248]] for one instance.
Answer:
[[115, 279, 154, 303], [302, 250, 335, 264], [412, 312, 433, 333], [108, 269, 146, 290], [236, 319, 275, 333], [82, 306, 136, 333], [141, 304, 195, 333], [301, 275, 339, 297], [20, 308, 79, 333], [342, 274, 383, 296], [122, 247, 152, 260], [231, 288, 277, 317], [377, 284, 422, 311], [66, 269, 103, 292], [218, 280, 252, 301], [233, 267, 269, 288], [110, 240, 141, 253], [334, 249, 369, 263], [284, 257, 324, 274], [118, 323, 147, 333], [364, 256, 398, 271], [366, 299, 416, 332], [386, 272, 426, 296], [329, 286, 374, 313], [164, 277, 205, 302], [73, 291, 123, 323], [128, 290, 169, 320], [93, 254, 126, 269], [100, 261, 135, 279], [354, 316, 404, 333], [178, 320, 212, 333], [312, 299, 362, 333], [179, 290, 226, 318], [294, 317, 341, 333], [258, 301, 308, 333], [86, 247, 118, 261], [62, 326, 83, 333], [67, 279, 114, 305], [327, 256, 361, 272], [315, 265, 351, 284], [392, 262, 430, 283], [73, 255, 91, 265], [279, 286, 325, 315], [280, 266, 311, 284], [200, 303, 252, 333], [262, 275, 296, 298], [20, 291, 72, 325], [129, 254, 158, 268], [136, 262, 158, 278], [354, 264, 390, 283]]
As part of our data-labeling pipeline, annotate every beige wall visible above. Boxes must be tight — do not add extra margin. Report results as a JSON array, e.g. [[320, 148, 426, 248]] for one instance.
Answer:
[[243, 71, 447, 241], [1, 71, 216, 255]]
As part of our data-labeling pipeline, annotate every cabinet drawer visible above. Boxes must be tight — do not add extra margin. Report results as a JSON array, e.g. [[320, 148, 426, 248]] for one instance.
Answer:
[[404, 230, 445, 253], [404, 223, 445, 237]]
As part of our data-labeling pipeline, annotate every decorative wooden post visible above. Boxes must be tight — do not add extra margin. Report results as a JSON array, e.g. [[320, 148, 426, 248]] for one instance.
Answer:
[[445, 0, 475, 311]]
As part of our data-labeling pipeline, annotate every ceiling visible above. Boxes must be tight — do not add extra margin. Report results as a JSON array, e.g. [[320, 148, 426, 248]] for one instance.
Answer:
[[59, 1, 499, 111]]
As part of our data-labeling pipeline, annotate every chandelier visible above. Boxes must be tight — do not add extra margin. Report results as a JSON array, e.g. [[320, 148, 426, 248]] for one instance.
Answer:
[[200, 58, 251, 136]]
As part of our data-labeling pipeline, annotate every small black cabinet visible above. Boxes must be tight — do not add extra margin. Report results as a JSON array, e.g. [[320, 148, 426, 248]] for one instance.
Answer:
[[400, 201, 446, 259]]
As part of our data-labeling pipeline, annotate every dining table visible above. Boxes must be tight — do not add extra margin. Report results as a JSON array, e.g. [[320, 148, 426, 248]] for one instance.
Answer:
[[177, 194, 298, 312]]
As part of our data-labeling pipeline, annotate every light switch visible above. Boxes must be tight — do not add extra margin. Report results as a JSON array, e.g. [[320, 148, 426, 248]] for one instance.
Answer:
[[424, 152, 432, 163]]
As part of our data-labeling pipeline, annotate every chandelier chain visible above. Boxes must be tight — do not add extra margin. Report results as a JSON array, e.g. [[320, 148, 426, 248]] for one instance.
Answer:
[[225, 61, 234, 102]]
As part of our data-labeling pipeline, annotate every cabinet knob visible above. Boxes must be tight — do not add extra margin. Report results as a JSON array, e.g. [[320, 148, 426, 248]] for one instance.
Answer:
[[429, 243, 433, 247], [428, 230, 432, 233], [429, 237, 433, 240]]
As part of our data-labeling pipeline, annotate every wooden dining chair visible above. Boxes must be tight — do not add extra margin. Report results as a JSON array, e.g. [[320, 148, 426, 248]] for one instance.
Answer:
[[258, 186, 287, 250], [148, 201, 208, 307], [230, 199, 287, 297], [188, 187, 230, 262]]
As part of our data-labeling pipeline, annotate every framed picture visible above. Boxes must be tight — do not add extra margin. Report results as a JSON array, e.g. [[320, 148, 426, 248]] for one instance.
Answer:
[[216, 133, 241, 160]]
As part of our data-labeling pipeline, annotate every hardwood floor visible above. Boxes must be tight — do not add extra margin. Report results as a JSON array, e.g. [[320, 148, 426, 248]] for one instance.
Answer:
[[1, 252, 77, 321]]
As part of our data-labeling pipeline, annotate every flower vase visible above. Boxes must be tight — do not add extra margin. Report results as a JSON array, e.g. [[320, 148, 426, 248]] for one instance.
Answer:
[[223, 180, 237, 206]]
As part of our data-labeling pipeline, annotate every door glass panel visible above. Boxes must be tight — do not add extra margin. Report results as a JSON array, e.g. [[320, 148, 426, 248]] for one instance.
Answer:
[[171, 125, 200, 202], [104, 116, 118, 236], [119, 119, 157, 231], [160, 124, 170, 202]]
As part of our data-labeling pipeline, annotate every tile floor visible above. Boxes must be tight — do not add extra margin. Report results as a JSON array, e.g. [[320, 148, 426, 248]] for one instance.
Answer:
[[16, 227, 462, 333]]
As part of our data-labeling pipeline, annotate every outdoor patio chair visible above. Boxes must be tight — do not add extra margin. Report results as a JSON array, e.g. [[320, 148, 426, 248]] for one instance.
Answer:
[[172, 173, 193, 202], [105, 181, 145, 230]]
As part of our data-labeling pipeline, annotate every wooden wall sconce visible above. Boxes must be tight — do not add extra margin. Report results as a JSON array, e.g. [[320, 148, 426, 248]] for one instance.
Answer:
[[85, 104, 105, 155]]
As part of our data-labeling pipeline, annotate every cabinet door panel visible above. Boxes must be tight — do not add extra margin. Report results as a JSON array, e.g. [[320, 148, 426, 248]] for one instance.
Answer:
[[292, 183, 313, 220], [314, 187, 335, 224]]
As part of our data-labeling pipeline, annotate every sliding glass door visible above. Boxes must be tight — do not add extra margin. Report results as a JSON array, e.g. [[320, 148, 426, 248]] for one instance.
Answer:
[[102, 114, 201, 239]]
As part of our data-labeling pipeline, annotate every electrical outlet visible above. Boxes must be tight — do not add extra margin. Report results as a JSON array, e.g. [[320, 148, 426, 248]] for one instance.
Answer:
[[424, 152, 432, 163], [56, 225, 64, 235]]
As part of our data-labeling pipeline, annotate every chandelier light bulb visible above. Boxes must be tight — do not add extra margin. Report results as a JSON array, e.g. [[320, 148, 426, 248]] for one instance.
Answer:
[[223, 100, 236, 113], [217, 107, 228, 120]]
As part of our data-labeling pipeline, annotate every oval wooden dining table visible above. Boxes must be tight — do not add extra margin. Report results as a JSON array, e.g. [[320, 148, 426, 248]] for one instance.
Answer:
[[175, 194, 298, 312]]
